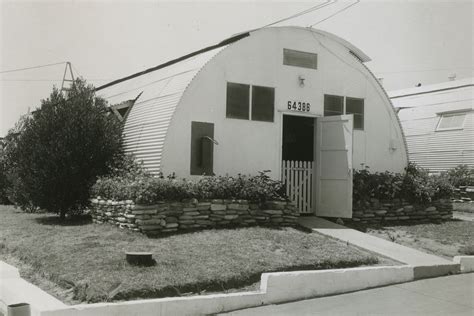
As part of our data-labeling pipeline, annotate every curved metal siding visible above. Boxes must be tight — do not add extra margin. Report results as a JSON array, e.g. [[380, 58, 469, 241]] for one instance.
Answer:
[[399, 111, 474, 172], [99, 47, 226, 174]]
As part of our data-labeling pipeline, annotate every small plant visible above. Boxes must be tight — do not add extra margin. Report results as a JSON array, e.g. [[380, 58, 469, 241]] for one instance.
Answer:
[[459, 245, 474, 255], [387, 233, 397, 242], [442, 164, 474, 187]]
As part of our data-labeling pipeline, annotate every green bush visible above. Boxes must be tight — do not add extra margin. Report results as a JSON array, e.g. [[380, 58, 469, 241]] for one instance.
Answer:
[[91, 171, 286, 204], [5, 79, 123, 218], [442, 164, 474, 187], [0, 154, 10, 204], [353, 162, 454, 205]]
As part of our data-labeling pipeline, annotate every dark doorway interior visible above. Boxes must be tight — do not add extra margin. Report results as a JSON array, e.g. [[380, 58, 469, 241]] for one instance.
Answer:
[[282, 115, 314, 161]]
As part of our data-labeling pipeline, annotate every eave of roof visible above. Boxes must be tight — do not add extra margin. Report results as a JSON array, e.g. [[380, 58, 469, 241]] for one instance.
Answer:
[[389, 77, 474, 99], [95, 32, 249, 93]]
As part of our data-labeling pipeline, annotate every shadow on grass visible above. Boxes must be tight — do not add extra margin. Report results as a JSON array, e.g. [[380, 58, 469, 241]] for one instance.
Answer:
[[345, 219, 463, 232], [35, 214, 93, 226], [144, 224, 312, 239]]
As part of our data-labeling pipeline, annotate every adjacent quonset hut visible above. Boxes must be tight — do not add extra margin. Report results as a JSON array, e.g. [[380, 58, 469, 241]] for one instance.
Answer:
[[98, 26, 408, 218], [390, 78, 474, 173]]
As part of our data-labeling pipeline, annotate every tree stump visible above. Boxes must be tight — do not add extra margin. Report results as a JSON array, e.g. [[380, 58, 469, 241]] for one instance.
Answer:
[[125, 252, 155, 266]]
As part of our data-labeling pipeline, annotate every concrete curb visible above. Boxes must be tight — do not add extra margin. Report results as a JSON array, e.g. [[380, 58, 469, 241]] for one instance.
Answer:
[[39, 266, 415, 316], [2, 258, 467, 316], [453, 256, 474, 273], [0, 261, 67, 316]]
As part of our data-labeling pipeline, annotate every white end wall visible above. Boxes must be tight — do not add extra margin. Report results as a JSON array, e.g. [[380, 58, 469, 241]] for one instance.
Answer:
[[161, 27, 407, 179]]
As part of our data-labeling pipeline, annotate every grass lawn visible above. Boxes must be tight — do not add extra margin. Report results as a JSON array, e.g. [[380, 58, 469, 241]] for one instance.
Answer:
[[0, 205, 381, 304], [353, 220, 474, 259]]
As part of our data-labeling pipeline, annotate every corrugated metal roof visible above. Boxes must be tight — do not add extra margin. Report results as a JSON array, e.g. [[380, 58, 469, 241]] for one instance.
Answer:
[[389, 77, 474, 101], [98, 47, 226, 173]]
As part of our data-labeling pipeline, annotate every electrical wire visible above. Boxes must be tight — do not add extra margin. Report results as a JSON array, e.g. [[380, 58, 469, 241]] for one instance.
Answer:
[[263, 0, 336, 28], [309, 0, 360, 27], [0, 61, 66, 74]]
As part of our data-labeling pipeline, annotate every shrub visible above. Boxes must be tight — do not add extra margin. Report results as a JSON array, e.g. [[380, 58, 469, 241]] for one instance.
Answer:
[[91, 171, 286, 204], [0, 155, 10, 204], [353, 162, 454, 205], [353, 168, 403, 205], [6, 79, 123, 218], [442, 164, 474, 187]]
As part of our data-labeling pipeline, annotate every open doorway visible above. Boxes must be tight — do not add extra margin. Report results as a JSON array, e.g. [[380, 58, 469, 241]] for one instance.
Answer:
[[282, 115, 314, 161], [282, 115, 315, 214]]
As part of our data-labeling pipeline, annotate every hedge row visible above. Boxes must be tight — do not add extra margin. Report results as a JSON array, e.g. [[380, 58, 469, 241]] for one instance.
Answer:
[[91, 171, 287, 204], [353, 163, 454, 205], [92, 162, 456, 207]]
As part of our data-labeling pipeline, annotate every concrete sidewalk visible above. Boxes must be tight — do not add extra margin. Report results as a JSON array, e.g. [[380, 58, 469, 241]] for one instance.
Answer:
[[298, 216, 452, 266], [220, 273, 474, 316]]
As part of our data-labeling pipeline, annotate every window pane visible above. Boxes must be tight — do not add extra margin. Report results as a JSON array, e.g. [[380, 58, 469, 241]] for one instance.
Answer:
[[437, 113, 466, 130], [252, 85, 274, 122], [226, 82, 249, 120], [346, 98, 364, 114], [346, 97, 364, 130], [283, 49, 317, 69], [324, 95, 343, 116], [353, 114, 364, 130]]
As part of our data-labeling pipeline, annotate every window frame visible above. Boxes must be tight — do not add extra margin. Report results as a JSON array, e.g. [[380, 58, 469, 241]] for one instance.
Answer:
[[435, 112, 467, 132], [283, 48, 318, 70], [251, 85, 275, 122], [225, 81, 275, 123], [323, 94, 344, 117], [226, 82, 250, 120]]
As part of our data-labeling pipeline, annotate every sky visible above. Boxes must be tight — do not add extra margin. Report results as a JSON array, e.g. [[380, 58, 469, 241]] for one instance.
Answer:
[[1, 0, 473, 136]]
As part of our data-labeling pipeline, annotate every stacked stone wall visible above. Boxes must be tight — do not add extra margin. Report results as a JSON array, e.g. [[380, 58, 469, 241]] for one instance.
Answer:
[[90, 198, 299, 235], [349, 198, 453, 224]]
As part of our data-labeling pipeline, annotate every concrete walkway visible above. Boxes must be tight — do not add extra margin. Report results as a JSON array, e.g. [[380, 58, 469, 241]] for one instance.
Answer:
[[298, 217, 452, 266], [453, 211, 474, 221], [220, 273, 474, 316]]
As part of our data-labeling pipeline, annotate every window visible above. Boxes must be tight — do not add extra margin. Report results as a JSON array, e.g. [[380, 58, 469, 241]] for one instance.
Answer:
[[283, 49, 317, 69], [252, 85, 275, 122], [324, 95, 365, 130], [324, 95, 344, 116], [190, 121, 214, 175], [226, 82, 249, 120], [436, 113, 466, 131], [226, 82, 274, 122], [346, 97, 364, 130]]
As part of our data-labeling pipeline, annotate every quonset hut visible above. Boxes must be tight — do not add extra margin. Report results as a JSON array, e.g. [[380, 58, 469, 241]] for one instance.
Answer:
[[98, 26, 408, 218], [390, 78, 474, 173]]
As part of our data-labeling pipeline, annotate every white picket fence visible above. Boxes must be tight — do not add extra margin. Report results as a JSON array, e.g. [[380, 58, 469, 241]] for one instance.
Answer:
[[281, 160, 314, 214]]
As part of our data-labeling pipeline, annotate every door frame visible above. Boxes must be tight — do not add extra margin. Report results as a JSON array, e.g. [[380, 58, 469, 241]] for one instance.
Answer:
[[279, 111, 320, 213]]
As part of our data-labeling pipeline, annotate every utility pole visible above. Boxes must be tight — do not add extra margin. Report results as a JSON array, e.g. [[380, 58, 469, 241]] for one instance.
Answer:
[[60, 61, 75, 97]]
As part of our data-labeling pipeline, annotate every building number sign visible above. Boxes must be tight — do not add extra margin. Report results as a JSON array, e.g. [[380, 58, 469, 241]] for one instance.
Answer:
[[287, 101, 310, 112]]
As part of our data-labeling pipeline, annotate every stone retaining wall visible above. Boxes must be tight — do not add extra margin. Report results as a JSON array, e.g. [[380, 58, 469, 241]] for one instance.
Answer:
[[90, 198, 299, 235], [349, 198, 453, 224]]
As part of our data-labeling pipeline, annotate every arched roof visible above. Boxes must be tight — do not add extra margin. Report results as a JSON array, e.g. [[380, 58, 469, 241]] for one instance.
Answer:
[[98, 26, 373, 173]]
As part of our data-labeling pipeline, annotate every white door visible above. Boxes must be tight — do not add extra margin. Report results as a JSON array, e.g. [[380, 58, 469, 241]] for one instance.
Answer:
[[314, 115, 353, 218]]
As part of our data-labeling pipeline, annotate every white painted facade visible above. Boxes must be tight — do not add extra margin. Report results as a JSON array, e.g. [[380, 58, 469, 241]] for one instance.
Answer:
[[162, 27, 407, 177], [99, 26, 408, 217], [390, 78, 474, 172]]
